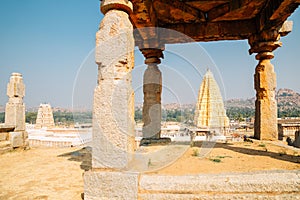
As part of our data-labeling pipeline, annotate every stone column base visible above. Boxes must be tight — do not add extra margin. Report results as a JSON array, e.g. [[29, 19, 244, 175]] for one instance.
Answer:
[[84, 171, 138, 200], [9, 131, 28, 148]]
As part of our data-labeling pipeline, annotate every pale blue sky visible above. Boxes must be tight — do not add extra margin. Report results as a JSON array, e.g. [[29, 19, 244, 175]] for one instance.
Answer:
[[0, 1, 299, 109]]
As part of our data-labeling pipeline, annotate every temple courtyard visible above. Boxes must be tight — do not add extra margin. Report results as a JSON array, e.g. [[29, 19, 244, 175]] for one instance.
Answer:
[[0, 140, 299, 199]]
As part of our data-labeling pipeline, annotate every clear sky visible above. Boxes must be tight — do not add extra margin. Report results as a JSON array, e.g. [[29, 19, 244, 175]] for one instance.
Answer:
[[0, 0, 299, 109]]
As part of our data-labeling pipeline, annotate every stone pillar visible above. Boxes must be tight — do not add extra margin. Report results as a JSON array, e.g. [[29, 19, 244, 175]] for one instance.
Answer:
[[92, 0, 135, 169], [84, 1, 138, 199], [5, 73, 25, 131], [249, 30, 282, 140], [141, 49, 163, 139], [5, 72, 28, 148]]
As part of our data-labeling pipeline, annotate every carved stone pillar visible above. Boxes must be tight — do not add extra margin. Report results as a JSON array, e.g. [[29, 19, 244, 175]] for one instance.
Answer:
[[139, 48, 171, 145], [5, 73, 25, 131], [92, 0, 135, 169], [249, 30, 282, 140], [84, 1, 138, 199], [141, 49, 163, 140], [5, 72, 28, 148]]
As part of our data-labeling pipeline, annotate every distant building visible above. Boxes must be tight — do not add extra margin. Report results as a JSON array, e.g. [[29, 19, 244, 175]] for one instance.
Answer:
[[278, 118, 300, 140], [194, 69, 229, 135], [35, 104, 55, 129]]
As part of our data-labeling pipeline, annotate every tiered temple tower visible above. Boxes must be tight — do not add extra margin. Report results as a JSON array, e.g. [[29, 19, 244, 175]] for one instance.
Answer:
[[35, 104, 55, 129], [194, 69, 229, 134]]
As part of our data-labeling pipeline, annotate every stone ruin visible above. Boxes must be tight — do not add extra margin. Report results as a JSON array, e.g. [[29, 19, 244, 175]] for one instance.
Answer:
[[194, 69, 229, 135], [35, 103, 55, 129], [0, 73, 28, 148], [84, 0, 300, 199]]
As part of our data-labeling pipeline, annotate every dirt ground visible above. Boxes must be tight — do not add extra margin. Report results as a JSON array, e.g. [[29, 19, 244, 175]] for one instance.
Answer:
[[0, 147, 91, 200], [156, 140, 300, 175], [0, 140, 299, 199]]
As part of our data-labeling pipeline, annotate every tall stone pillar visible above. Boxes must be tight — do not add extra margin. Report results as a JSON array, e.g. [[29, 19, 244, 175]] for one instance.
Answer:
[[249, 30, 282, 140], [92, 0, 135, 169], [139, 48, 171, 145], [84, 1, 138, 199], [141, 49, 163, 139], [5, 72, 28, 148], [5, 73, 25, 131]]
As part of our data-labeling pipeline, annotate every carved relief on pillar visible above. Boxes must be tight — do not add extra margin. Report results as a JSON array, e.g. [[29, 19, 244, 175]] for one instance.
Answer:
[[248, 30, 281, 140]]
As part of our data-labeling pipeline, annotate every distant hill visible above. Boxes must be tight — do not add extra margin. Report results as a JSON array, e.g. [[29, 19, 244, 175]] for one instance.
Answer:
[[277, 88, 300, 111], [224, 88, 300, 118], [225, 88, 300, 109], [225, 98, 255, 109]]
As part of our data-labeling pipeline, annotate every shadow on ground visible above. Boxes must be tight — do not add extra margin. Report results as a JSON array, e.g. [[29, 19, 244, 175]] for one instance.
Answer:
[[193, 141, 300, 164], [58, 146, 92, 171]]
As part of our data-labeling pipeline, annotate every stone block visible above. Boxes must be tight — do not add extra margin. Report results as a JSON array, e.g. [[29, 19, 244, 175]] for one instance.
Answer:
[[9, 132, 23, 148], [0, 132, 8, 141], [279, 21, 293, 36], [139, 193, 300, 200], [5, 103, 25, 131], [84, 171, 138, 200], [139, 171, 300, 194]]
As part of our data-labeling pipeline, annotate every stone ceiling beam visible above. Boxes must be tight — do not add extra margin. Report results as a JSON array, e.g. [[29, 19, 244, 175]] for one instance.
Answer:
[[256, 0, 299, 32], [153, 0, 206, 24], [159, 19, 256, 43], [130, 0, 162, 49], [208, 3, 230, 21], [229, 0, 243, 10]]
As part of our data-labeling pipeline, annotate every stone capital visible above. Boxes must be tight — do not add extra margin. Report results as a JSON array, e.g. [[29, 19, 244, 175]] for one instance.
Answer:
[[7, 73, 25, 99], [140, 48, 164, 65], [248, 29, 282, 60], [100, 0, 133, 15]]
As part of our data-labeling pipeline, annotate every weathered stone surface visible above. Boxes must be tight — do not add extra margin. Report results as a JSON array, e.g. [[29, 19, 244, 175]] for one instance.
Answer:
[[0, 132, 8, 141], [254, 60, 277, 140], [130, 0, 298, 44], [6, 72, 25, 99], [194, 69, 229, 134], [139, 193, 300, 200], [92, 2, 135, 169], [5, 73, 25, 132], [139, 170, 300, 195], [0, 125, 14, 141], [101, 0, 133, 15], [279, 21, 293, 36], [84, 171, 138, 200], [142, 64, 162, 139], [35, 103, 55, 129], [9, 132, 23, 148], [249, 29, 283, 141]]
